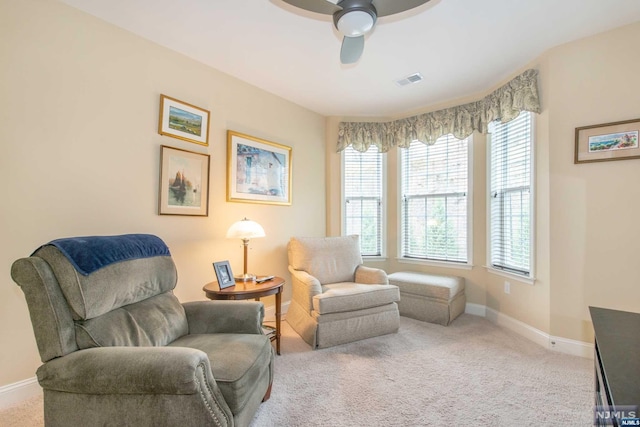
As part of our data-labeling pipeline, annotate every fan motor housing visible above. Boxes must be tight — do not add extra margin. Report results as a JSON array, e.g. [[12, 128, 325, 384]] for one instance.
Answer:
[[333, 0, 378, 36]]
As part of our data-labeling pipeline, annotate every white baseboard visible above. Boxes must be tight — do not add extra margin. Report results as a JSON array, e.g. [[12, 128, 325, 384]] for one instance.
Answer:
[[268, 300, 592, 358], [549, 335, 594, 359], [465, 303, 486, 317], [480, 306, 593, 359], [263, 300, 290, 323], [485, 307, 552, 350], [0, 376, 41, 410]]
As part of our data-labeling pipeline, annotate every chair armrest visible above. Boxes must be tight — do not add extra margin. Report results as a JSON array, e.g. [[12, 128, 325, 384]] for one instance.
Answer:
[[288, 266, 322, 313], [37, 347, 214, 395], [183, 300, 264, 334], [355, 265, 389, 285]]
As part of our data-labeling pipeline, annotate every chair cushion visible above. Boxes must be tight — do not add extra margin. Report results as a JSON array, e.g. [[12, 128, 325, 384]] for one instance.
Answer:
[[169, 333, 272, 414], [75, 292, 188, 349], [313, 282, 400, 315], [388, 271, 465, 301], [288, 236, 363, 284], [34, 245, 177, 320]]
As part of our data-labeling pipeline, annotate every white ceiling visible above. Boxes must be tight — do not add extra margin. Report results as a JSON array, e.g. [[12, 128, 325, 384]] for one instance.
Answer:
[[58, 0, 640, 117]]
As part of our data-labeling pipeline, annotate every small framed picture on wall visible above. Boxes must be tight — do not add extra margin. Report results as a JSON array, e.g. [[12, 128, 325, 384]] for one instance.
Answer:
[[575, 118, 640, 163], [158, 145, 210, 216], [158, 94, 210, 146]]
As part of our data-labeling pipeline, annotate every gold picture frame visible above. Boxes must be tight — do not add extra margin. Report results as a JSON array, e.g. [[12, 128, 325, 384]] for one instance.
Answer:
[[158, 94, 210, 146], [227, 131, 292, 205], [159, 145, 210, 216], [575, 118, 640, 164]]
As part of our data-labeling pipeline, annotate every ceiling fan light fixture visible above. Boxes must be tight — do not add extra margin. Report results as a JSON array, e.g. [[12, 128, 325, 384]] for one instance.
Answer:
[[283, 0, 431, 64], [336, 10, 375, 37]]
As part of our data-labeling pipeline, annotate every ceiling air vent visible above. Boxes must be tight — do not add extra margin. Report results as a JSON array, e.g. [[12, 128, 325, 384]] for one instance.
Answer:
[[395, 72, 424, 87]]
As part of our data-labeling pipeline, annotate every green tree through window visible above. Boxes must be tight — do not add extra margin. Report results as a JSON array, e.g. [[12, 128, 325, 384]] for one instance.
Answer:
[[343, 145, 384, 256], [401, 136, 469, 263]]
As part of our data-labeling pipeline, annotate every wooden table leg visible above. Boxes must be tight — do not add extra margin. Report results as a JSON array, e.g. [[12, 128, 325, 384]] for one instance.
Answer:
[[275, 289, 282, 355]]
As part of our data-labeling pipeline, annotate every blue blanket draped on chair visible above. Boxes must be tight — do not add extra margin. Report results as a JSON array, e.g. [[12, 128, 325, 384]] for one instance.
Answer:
[[37, 234, 171, 276]]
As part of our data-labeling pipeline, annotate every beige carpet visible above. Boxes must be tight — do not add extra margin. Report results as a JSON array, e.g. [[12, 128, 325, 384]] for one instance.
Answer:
[[253, 314, 592, 426], [0, 394, 43, 427], [0, 314, 593, 426]]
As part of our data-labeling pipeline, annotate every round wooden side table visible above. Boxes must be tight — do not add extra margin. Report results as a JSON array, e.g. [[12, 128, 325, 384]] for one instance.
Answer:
[[202, 277, 284, 355]]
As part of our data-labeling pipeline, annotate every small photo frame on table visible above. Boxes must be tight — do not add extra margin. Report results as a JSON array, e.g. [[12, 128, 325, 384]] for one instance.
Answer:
[[158, 94, 210, 146], [575, 118, 640, 164], [213, 261, 235, 289], [158, 145, 210, 216], [227, 130, 292, 205]]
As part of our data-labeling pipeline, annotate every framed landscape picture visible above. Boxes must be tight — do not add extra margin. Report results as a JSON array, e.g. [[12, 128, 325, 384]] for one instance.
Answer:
[[227, 130, 292, 205], [159, 145, 210, 216], [575, 118, 640, 163], [158, 94, 210, 146]]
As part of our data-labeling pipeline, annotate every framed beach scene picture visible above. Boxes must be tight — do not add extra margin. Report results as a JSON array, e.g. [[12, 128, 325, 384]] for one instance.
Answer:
[[158, 94, 210, 146], [575, 118, 640, 163], [227, 131, 292, 205]]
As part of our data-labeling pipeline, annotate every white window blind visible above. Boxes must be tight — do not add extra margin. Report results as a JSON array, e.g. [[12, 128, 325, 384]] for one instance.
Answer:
[[343, 145, 384, 256], [400, 135, 469, 263], [488, 111, 533, 277]]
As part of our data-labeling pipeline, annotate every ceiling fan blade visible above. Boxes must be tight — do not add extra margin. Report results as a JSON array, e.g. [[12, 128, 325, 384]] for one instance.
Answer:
[[340, 35, 364, 64], [281, 0, 341, 15], [372, 0, 431, 17]]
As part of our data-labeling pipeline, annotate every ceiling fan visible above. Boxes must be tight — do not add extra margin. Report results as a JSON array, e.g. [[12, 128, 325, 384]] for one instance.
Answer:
[[281, 0, 431, 64]]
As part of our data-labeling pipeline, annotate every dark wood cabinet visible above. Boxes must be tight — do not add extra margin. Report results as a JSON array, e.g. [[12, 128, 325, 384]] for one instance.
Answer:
[[590, 306, 640, 427]]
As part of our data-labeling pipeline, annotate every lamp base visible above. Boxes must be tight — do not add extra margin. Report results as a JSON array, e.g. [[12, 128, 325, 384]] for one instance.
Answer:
[[234, 273, 256, 282]]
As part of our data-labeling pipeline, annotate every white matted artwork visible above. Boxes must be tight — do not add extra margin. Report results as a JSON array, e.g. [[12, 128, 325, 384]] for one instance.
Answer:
[[575, 118, 640, 163], [158, 94, 210, 146], [227, 131, 292, 205], [159, 145, 210, 216]]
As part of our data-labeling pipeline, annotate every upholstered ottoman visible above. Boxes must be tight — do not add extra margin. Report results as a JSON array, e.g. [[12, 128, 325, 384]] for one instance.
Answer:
[[388, 272, 466, 326]]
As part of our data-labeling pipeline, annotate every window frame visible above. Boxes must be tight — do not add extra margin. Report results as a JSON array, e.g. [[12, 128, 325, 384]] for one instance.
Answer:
[[341, 145, 387, 259], [397, 135, 474, 269], [486, 112, 536, 284]]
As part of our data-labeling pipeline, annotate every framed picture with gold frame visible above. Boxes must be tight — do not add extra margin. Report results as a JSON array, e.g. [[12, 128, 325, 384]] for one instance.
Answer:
[[158, 94, 210, 146], [227, 130, 292, 205], [159, 145, 210, 216], [575, 118, 640, 164]]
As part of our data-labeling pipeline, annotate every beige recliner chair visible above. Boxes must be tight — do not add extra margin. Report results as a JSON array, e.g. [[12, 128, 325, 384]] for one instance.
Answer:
[[286, 235, 400, 349]]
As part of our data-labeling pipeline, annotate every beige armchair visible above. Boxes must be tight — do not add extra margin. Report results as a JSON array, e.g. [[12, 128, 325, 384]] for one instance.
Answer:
[[286, 235, 400, 349]]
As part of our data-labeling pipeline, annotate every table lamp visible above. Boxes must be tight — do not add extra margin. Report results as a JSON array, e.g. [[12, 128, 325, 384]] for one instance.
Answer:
[[226, 217, 265, 281]]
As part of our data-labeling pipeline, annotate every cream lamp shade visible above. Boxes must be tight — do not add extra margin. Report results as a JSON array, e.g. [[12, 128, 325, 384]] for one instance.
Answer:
[[226, 218, 265, 281], [226, 218, 266, 240]]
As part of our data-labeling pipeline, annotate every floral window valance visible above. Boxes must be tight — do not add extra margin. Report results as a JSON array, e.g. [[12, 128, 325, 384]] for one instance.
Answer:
[[337, 69, 540, 153]]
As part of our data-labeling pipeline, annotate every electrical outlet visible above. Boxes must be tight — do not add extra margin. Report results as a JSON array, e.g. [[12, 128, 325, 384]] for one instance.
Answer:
[[504, 281, 511, 294]]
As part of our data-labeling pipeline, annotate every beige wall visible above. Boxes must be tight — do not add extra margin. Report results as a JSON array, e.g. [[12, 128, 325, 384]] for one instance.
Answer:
[[327, 21, 640, 344], [0, 0, 325, 387], [3, 0, 640, 393], [544, 22, 640, 342]]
